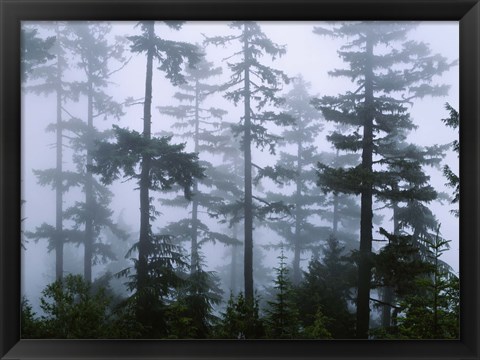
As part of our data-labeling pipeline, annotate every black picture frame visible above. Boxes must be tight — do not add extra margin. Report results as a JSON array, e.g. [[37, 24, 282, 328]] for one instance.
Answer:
[[1, 0, 479, 359]]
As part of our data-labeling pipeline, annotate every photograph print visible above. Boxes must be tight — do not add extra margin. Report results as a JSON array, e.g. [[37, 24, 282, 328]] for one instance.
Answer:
[[21, 20, 459, 340]]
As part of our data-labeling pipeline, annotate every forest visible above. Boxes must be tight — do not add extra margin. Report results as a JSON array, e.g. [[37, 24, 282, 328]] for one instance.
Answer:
[[20, 20, 459, 340]]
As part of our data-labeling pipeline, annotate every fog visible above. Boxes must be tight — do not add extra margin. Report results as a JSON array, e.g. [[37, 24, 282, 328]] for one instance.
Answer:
[[21, 21, 459, 322]]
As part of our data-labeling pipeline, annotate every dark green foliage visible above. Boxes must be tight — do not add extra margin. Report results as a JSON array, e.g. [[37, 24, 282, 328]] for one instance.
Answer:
[[38, 275, 112, 338], [296, 235, 356, 338], [91, 125, 205, 199], [302, 307, 333, 339], [168, 263, 223, 338], [373, 228, 432, 298], [389, 230, 458, 339], [128, 21, 201, 86], [216, 292, 265, 339], [264, 250, 300, 338], [21, 298, 46, 338], [116, 234, 188, 338]]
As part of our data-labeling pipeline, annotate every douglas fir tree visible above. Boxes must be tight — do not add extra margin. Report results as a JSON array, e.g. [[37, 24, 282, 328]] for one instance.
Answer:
[[90, 21, 204, 336], [312, 22, 454, 338]]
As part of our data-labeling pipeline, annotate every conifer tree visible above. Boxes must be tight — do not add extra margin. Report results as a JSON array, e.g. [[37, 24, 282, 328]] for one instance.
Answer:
[[205, 22, 293, 304], [312, 22, 453, 338], [25, 23, 82, 280], [296, 235, 356, 338], [158, 53, 237, 270], [90, 21, 203, 335], [264, 249, 300, 338], [65, 22, 127, 283], [374, 133, 448, 327], [392, 227, 459, 339], [259, 76, 327, 285], [168, 258, 223, 338], [317, 149, 361, 251], [216, 292, 264, 339]]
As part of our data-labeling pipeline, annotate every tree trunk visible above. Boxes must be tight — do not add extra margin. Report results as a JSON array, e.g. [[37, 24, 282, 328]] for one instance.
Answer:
[[332, 150, 340, 236], [231, 223, 239, 294], [84, 78, 94, 283], [243, 24, 254, 304], [356, 31, 374, 339], [190, 78, 200, 273], [292, 141, 302, 286], [54, 25, 64, 281], [381, 202, 399, 328], [137, 20, 155, 323]]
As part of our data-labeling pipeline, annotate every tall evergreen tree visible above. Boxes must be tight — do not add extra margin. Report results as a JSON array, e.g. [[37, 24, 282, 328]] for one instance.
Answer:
[[312, 22, 453, 338], [90, 21, 203, 335], [65, 22, 127, 283], [205, 22, 293, 304], [25, 23, 81, 280]]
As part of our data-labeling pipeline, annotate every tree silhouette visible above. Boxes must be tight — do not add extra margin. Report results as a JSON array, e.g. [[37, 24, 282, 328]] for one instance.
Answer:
[[313, 22, 454, 338], [205, 21, 293, 304]]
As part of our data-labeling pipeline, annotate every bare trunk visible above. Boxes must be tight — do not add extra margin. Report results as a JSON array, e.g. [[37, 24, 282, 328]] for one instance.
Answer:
[[190, 79, 200, 272], [292, 141, 302, 285], [230, 223, 239, 294], [84, 78, 94, 283], [356, 31, 374, 339], [381, 202, 399, 328], [243, 24, 254, 304], [54, 25, 63, 281]]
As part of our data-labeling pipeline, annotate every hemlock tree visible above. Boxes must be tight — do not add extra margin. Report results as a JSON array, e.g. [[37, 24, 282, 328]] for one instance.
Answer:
[[65, 22, 127, 283], [312, 22, 454, 338], [205, 21, 293, 305], [90, 21, 203, 335]]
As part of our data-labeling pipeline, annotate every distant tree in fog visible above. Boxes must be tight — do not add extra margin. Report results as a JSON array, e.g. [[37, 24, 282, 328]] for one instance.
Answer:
[[25, 23, 81, 281], [259, 75, 327, 285], [64, 22, 127, 283], [158, 52, 238, 269]]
